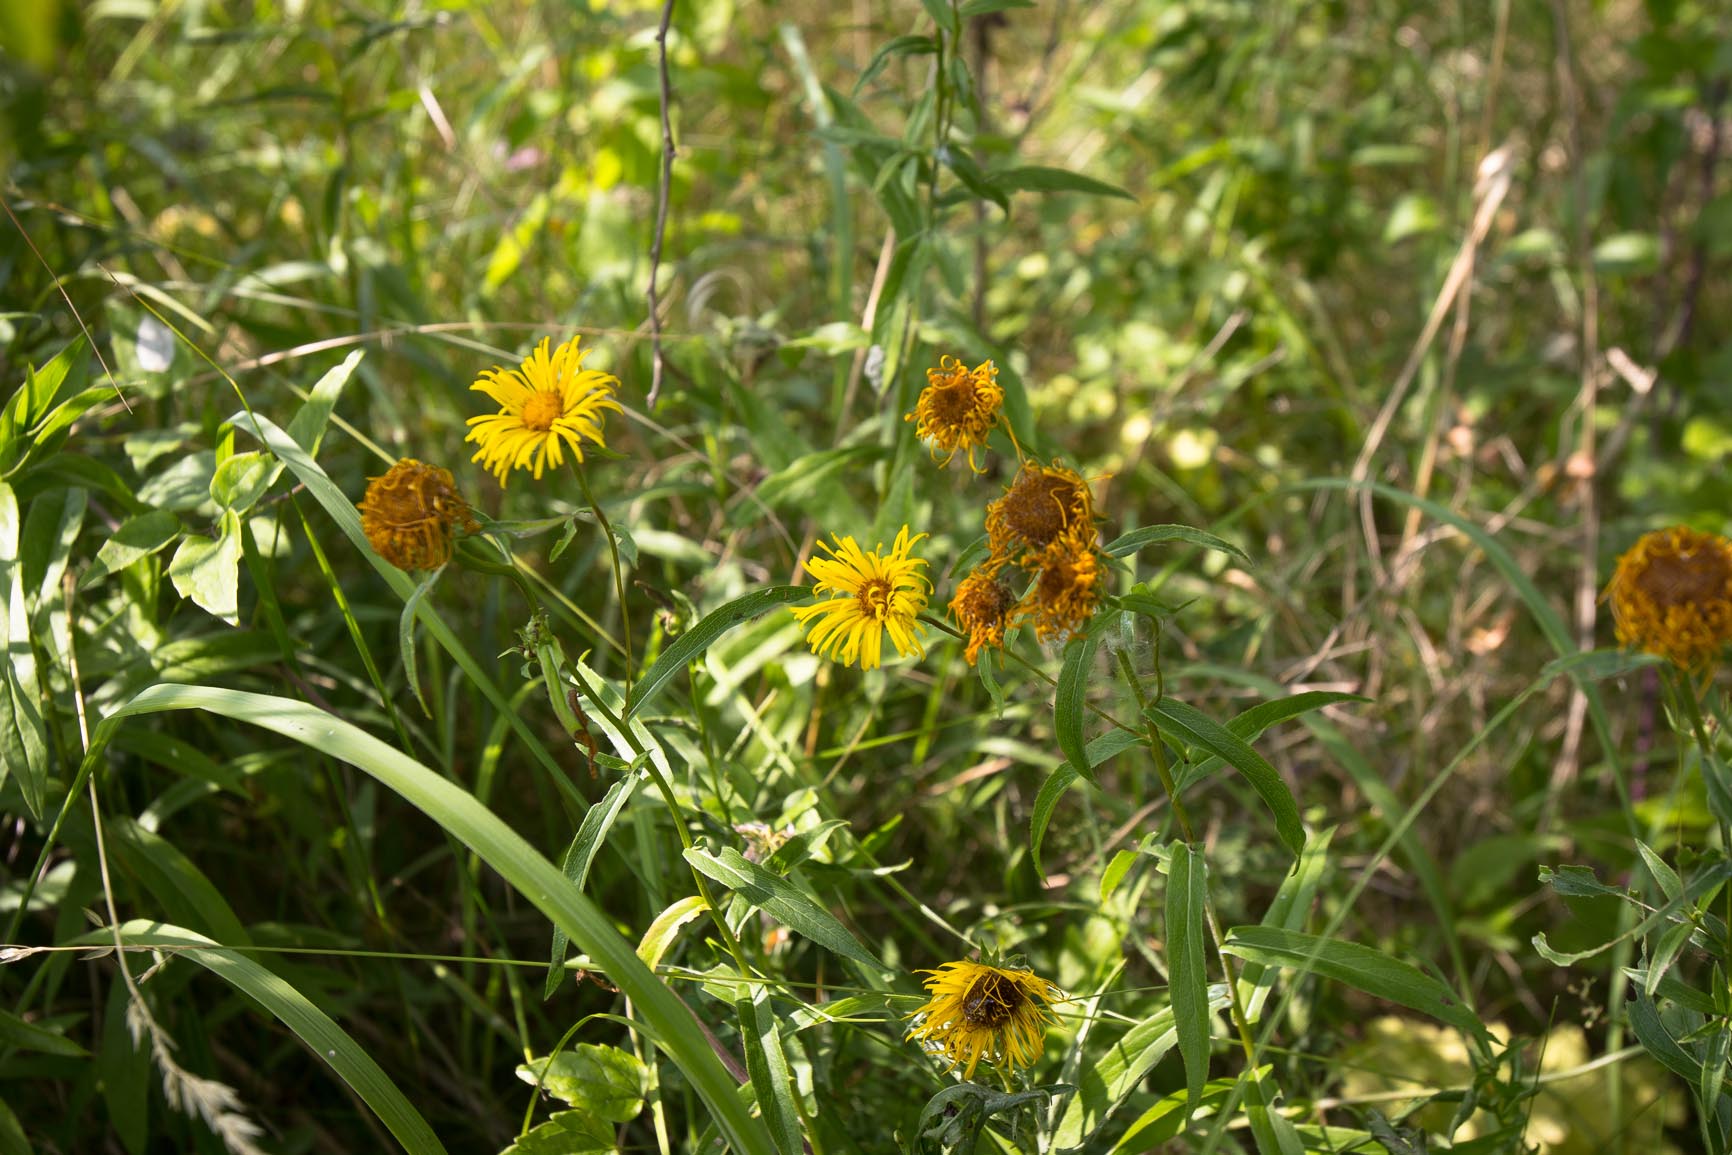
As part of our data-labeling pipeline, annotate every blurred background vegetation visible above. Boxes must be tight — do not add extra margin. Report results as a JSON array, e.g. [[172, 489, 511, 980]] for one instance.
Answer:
[[1, 0, 1730, 1151]]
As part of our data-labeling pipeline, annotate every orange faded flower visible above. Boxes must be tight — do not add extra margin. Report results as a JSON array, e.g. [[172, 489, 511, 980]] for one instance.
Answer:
[[949, 566, 1017, 666], [1607, 526, 1732, 670], [1019, 530, 1102, 642], [359, 459, 478, 571], [905, 355, 1004, 472], [985, 460, 1096, 568]]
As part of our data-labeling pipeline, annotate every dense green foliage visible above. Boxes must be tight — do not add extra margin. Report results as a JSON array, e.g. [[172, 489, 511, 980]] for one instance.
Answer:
[[2, 1, 1731, 1152]]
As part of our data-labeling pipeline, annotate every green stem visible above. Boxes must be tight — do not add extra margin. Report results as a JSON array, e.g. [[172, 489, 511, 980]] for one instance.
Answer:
[[571, 458, 634, 704]]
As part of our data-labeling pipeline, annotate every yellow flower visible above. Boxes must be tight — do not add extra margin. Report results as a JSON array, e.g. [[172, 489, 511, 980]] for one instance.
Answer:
[[1607, 525, 1732, 670], [358, 458, 478, 571], [906, 960, 1060, 1080], [905, 355, 1004, 472], [466, 335, 622, 485], [789, 527, 929, 670], [985, 460, 1096, 568], [949, 566, 1017, 666]]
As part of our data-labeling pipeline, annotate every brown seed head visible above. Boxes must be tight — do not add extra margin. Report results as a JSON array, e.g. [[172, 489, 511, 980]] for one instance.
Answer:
[[1607, 525, 1732, 670], [359, 458, 478, 571]]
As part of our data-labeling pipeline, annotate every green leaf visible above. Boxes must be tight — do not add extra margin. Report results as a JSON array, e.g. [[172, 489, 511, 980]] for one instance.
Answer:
[[72, 920, 446, 1155], [637, 896, 709, 970], [1242, 827, 1335, 1021], [81, 687, 777, 1155], [167, 510, 243, 624], [730, 445, 883, 528], [81, 509, 180, 588], [0, 1005, 88, 1057], [1645, 922, 1695, 997], [516, 1045, 647, 1121], [547, 767, 645, 998], [625, 586, 808, 719], [1637, 840, 1683, 904], [1166, 842, 1211, 1121], [1031, 730, 1142, 877], [1111, 1070, 1270, 1152], [1103, 524, 1251, 565], [1221, 926, 1489, 1043], [1054, 631, 1100, 784], [919, 0, 959, 34], [942, 146, 1009, 212], [959, 0, 1035, 14], [854, 34, 935, 95], [738, 989, 803, 1155], [0, 1094, 31, 1155], [988, 164, 1135, 201], [1176, 691, 1366, 791], [499, 1111, 615, 1155], [1146, 697, 1304, 857], [683, 846, 886, 971], [0, 481, 47, 816]]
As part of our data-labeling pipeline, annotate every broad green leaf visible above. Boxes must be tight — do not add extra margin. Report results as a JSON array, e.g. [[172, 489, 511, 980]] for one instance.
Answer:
[[1054, 631, 1100, 784], [517, 1045, 647, 1121], [854, 33, 935, 95], [625, 586, 808, 719], [1645, 922, 1695, 997], [72, 920, 446, 1155], [959, 0, 1035, 14], [738, 990, 803, 1155], [0, 1097, 30, 1155], [105, 815, 251, 947], [1176, 691, 1366, 791], [167, 510, 242, 624], [1111, 1069, 1271, 1152], [1031, 729, 1141, 877], [683, 846, 885, 972], [1103, 524, 1250, 565], [638, 896, 709, 970], [81, 509, 180, 588], [82, 686, 777, 1155], [1167, 842, 1210, 1120], [1147, 697, 1304, 856], [499, 1111, 614, 1155], [1220, 926, 1488, 1042], [1637, 840, 1683, 903], [988, 164, 1135, 201]]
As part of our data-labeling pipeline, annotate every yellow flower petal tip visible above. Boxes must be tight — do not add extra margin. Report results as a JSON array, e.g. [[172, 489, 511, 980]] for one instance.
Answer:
[[789, 526, 929, 670], [905, 960, 1061, 1080], [465, 335, 623, 486], [1607, 525, 1732, 671], [905, 354, 1004, 473], [358, 458, 478, 571]]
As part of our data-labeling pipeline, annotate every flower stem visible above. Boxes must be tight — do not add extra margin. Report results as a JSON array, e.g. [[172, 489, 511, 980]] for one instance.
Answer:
[[571, 458, 634, 704]]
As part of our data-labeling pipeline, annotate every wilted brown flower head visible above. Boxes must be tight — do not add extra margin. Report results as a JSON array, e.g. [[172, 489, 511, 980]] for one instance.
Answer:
[[359, 458, 478, 571], [985, 461, 1095, 567], [949, 566, 1018, 666], [1606, 525, 1732, 671]]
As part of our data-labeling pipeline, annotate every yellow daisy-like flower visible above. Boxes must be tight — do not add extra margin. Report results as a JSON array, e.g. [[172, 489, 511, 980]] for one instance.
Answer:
[[906, 960, 1060, 1080], [985, 460, 1096, 568], [789, 526, 930, 670], [466, 335, 623, 485], [905, 354, 1005, 472], [1606, 525, 1732, 671], [358, 458, 478, 571], [1020, 530, 1103, 643], [949, 565, 1017, 666]]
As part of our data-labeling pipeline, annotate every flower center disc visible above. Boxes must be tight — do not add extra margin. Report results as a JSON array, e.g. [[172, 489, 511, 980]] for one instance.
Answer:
[[858, 578, 894, 621], [930, 379, 978, 424], [1640, 548, 1730, 609], [961, 972, 1022, 1028], [520, 390, 565, 432]]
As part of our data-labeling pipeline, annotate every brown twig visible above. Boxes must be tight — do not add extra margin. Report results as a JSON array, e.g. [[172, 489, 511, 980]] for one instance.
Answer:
[[645, 0, 678, 407]]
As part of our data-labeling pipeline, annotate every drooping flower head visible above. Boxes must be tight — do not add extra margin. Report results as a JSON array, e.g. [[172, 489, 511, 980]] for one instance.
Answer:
[[949, 565, 1017, 666], [466, 335, 622, 485], [1020, 530, 1102, 643], [358, 458, 478, 571], [905, 355, 1005, 472], [985, 460, 1096, 567], [1607, 525, 1732, 670], [789, 526, 929, 670], [906, 960, 1060, 1080]]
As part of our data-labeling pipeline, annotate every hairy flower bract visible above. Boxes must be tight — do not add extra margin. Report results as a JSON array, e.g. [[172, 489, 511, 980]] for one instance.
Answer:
[[789, 526, 929, 670], [466, 335, 622, 485], [905, 354, 1004, 472], [1607, 525, 1732, 670], [906, 960, 1060, 1079]]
